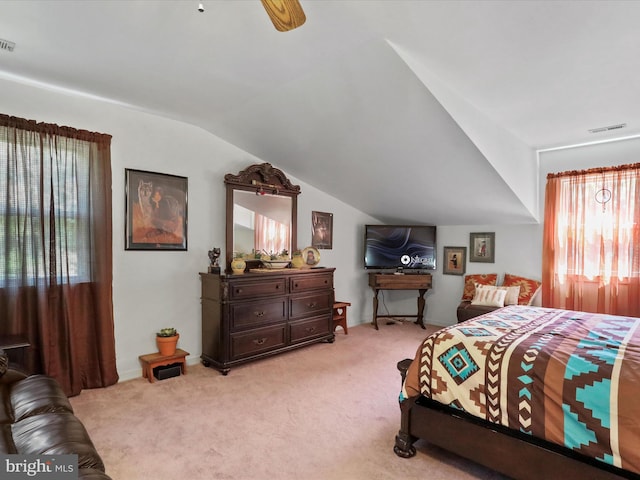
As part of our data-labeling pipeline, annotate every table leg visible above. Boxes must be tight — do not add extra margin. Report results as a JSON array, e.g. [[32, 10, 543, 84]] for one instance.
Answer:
[[148, 365, 156, 383], [415, 289, 427, 329], [372, 288, 380, 330]]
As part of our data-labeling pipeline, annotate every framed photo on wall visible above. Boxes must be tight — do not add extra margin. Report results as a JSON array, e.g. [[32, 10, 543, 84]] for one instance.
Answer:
[[125, 169, 188, 250], [311, 211, 333, 249], [469, 232, 495, 263], [443, 246, 466, 275]]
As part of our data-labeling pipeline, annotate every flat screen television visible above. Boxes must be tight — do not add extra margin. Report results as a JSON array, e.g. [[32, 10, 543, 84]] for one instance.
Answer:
[[364, 225, 436, 271]]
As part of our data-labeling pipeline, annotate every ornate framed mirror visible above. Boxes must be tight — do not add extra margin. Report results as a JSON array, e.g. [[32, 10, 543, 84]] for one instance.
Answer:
[[225, 163, 300, 272]]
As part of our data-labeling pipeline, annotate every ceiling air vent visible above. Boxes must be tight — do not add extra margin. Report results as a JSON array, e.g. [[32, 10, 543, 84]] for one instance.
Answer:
[[0, 38, 15, 52], [588, 123, 627, 134]]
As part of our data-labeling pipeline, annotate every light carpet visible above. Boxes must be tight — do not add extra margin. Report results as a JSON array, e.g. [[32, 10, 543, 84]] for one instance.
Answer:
[[70, 321, 509, 480]]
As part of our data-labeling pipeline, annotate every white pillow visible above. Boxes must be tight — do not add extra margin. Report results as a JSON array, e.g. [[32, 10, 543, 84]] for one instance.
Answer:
[[497, 285, 521, 306], [471, 284, 507, 307]]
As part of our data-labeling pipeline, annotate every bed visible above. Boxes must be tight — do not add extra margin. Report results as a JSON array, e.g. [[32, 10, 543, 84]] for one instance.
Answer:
[[394, 305, 640, 480]]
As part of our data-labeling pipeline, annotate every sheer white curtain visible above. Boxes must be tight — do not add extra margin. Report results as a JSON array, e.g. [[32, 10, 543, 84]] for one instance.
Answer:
[[542, 163, 640, 316]]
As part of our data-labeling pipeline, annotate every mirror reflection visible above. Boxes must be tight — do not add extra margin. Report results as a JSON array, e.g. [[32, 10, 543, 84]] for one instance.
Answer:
[[233, 190, 292, 256]]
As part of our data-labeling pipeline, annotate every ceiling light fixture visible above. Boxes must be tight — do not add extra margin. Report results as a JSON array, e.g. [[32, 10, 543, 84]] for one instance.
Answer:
[[260, 0, 306, 32]]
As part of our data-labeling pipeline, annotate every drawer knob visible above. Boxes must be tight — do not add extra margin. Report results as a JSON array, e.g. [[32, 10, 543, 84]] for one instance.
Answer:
[[254, 311, 265, 317], [253, 337, 267, 346], [307, 302, 317, 309], [305, 326, 317, 333]]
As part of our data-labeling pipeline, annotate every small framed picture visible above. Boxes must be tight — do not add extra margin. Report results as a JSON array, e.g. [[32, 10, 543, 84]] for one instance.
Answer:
[[125, 169, 188, 250], [443, 246, 466, 275], [311, 211, 333, 249], [469, 232, 495, 263]]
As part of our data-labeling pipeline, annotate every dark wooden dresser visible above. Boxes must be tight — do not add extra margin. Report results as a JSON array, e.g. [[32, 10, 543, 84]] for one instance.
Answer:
[[200, 268, 335, 374]]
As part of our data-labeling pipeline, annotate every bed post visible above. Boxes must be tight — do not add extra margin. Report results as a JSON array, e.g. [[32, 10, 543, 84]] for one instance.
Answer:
[[394, 359, 417, 458]]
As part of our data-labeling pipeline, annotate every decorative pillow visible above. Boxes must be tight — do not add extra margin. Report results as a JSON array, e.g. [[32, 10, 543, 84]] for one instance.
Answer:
[[502, 274, 542, 305], [471, 284, 507, 307], [496, 285, 521, 306], [461, 274, 498, 301]]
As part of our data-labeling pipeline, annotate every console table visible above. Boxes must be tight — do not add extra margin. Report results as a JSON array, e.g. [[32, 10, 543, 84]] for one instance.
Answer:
[[368, 273, 432, 330]]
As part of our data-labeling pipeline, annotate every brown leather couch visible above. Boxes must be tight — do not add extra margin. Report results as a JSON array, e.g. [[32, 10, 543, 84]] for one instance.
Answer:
[[456, 301, 500, 323], [0, 351, 111, 479]]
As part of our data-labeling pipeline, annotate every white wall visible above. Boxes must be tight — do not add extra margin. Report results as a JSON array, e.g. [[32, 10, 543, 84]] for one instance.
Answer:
[[389, 41, 539, 221], [538, 136, 640, 182], [296, 180, 380, 326], [371, 136, 640, 327], [370, 223, 542, 327], [418, 136, 640, 327], [0, 78, 378, 381], [4, 77, 638, 382]]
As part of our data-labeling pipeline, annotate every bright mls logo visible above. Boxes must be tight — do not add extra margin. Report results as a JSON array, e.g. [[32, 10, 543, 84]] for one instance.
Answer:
[[0, 455, 77, 479]]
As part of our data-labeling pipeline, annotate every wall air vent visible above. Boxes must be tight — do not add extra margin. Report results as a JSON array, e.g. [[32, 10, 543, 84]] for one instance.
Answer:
[[0, 38, 15, 52], [588, 123, 627, 134]]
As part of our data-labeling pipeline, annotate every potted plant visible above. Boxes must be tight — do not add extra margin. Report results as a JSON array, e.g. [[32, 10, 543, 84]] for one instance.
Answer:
[[156, 327, 179, 356]]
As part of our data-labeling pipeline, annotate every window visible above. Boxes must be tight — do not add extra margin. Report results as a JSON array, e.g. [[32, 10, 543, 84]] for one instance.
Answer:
[[543, 163, 640, 316], [555, 171, 638, 281], [0, 133, 91, 285], [0, 113, 117, 396]]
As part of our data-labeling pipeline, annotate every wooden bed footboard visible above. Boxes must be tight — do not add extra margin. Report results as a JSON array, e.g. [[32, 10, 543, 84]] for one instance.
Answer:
[[394, 359, 636, 480]]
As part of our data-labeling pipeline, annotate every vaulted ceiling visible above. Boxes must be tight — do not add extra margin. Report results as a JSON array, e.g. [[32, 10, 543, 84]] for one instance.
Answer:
[[1, 1, 638, 225]]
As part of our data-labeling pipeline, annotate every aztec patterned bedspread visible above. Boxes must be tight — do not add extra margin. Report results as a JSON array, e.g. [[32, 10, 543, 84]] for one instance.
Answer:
[[401, 305, 640, 474]]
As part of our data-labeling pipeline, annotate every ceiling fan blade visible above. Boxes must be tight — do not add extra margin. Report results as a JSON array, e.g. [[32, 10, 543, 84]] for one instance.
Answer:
[[260, 0, 306, 32]]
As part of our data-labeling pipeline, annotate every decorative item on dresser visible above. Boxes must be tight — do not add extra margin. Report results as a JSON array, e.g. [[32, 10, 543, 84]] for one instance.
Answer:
[[207, 247, 221, 274], [290, 249, 305, 269], [200, 268, 336, 375]]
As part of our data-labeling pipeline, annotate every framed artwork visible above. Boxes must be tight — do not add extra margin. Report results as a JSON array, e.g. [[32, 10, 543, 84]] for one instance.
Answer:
[[311, 211, 333, 249], [443, 246, 466, 275], [469, 232, 495, 263], [125, 169, 188, 250]]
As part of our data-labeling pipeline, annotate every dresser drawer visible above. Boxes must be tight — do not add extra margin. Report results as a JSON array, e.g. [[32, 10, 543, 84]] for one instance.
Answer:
[[290, 315, 330, 343], [229, 278, 287, 300], [230, 325, 286, 360], [289, 292, 332, 318], [290, 273, 333, 293], [230, 299, 287, 331]]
